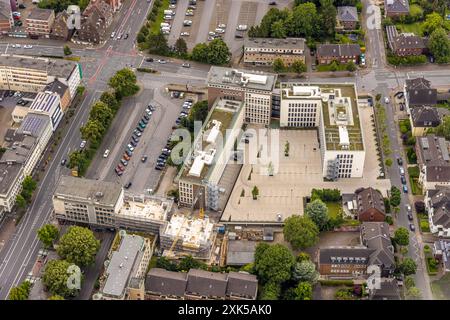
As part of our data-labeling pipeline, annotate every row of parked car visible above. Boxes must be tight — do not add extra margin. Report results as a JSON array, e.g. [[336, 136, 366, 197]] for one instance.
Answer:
[[115, 105, 156, 177], [396, 157, 415, 231], [174, 99, 193, 126]]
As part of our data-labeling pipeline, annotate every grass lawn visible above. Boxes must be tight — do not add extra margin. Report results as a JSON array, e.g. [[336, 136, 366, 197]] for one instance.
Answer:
[[325, 201, 343, 219], [409, 176, 422, 195], [431, 273, 450, 300], [150, 0, 170, 35], [396, 22, 423, 36]]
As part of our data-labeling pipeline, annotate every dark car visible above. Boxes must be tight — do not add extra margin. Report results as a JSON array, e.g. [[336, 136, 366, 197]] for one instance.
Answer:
[[123, 153, 131, 161], [130, 140, 137, 147], [145, 58, 154, 62], [117, 164, 125, 171], [269, 1, 277, 4], [141, 155, 148, 163], [124, 33, 129, 39], [61, 159, 67, 166], [142, 118, 149, 124], [125, 149, 132, 157], [397, 157, 403, 166], [132, 135, 139, 143], [399, 103, 404, 111], [155, 165, 163, 170], [407, 213, 413, 221], [143, 114, 150, 121], [409, 223, 415, 231], [401, 176, 406, 185], [115, 168, 123, 176], [8, 91, 14, 97], [136, 126, 144, 132], [19, 4, 26, 8], [139, 121, 146, 129], [124, 182, 132, 189]]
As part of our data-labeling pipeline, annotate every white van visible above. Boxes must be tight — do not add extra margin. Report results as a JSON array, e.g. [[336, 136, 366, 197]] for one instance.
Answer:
[[164, 15, 173, 20], [103, 149, 110, 158], [164, 10, 174, 15]]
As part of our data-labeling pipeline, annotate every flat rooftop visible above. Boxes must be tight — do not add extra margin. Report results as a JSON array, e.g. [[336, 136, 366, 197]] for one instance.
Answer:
[[54, 176, 123, 207], [162, 214, 214, 249], [244, 37, 305, 50], [179, 99, 244, 183], [281, 82, 364, 151], [0, 54, 77, 79], [207, 66, 276, 92], [117, 194, 170, 222], [102, 234, 144, 298], [0, 162, 22, 196]]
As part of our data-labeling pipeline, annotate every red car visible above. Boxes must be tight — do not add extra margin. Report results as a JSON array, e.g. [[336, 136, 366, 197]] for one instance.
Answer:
[[117, 164, 125, 171], [115, 168, 123, 176]]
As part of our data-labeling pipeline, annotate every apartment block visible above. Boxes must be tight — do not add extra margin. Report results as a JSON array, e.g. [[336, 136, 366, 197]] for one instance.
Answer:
[[99, 232, 156, 300], [26, 8, 55, 38], [279, 83, 365, 179], [207, 67, 276, 125], [0, 55, 82, 98], [243, 37, 306, 66], [0, 0, 13, 33], [29, 91, 63, 131], [426, 188, 450, 237]]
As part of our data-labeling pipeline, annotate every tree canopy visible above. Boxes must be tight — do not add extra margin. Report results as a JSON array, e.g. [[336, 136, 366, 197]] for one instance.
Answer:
[[57, 226, 100, 267], [43, 260, 79, 298], [8, 281, 31, 300], [428, 27, 450, 64], [260, 281, 281, 300], [283, 215, 319, 249], [305, 199, 330, 231], [254, 243, 295, 284], [37, 224, 59, 249], [192, 39, 231, 65], [394, 227, 410, 246], [295, 281, 313, 300], [398, 258, 417, 276], [292, 260, 319, 283], [108, 68, 140, 100]]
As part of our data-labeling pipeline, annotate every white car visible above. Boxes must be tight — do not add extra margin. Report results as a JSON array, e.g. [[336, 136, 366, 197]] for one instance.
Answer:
[[215, 28, 225, 34], [384, 97, 390, 104], [207, 36, 214, 41], [180, 32, 190, 36], [116, 33, 122, 40], [111, 32, 115, 38], [127, 144, 134, 152], [158, 59, 167, 64], [15, 44, 21, 48], [103, 149, 110, 158], [11, 44, 16, 48], [208, 31, 216, 36], [218, 24, 226, 29], [80, 140, 87, 149], [182, 63, 190, 68], [236, 24, 248, 31], [183, 20, 192, 25], [24, 45, 32, 49], [169, 4, 176, 8]]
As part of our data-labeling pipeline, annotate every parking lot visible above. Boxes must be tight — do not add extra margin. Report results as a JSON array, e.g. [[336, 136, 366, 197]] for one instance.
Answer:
[[221, 125, 391, 225], [165, 0, 292, 55]]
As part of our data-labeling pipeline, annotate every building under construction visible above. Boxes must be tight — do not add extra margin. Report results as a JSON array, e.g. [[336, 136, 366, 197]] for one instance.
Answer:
[[160, 213, 216, 260]]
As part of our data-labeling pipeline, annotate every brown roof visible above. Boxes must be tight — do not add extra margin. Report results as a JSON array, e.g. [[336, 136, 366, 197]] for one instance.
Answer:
[[392, 34, 425, 51], [354, 187, 386, 216]]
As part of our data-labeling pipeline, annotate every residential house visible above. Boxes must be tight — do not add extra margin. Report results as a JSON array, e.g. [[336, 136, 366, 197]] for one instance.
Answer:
[[410, 106, 441, 136], [317, 247, 374, 279], [391, 33, 425, 56], [104, 0, 122, 11], [243, 37, 306, 66], [50, 10, 74, 41], [384, 0, 409, 18], [433, 240, 450, 272], [83, 0, 113, 28], [360, 222, 395, 277], [369, 279, 401, 300], [354, 187, 386, 222], [426, 188, 450, 237], [404, 77, 437, 114], [77, 0, 113, 45], [145, 269, 258, 300], [416, 135, 450, 191], [316, 44, 361, 65], [26, 8, 55, 38], [0, 0, 13, 33], [336, 6, 359, 30]]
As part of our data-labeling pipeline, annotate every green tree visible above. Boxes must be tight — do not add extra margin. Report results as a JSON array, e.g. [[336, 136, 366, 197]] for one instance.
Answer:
[[305, 199, 329, 231], [156, 257, 178, 271], [260, 281, 281, 300], [174, 38, 188, 56], [43, 259, 79, 297], [329, 60, 339, 72], [37, 224, 59, 249], [192, 43, 209, 62], [385, 158, 393, 167], [273, 58, 286, 73], [206, 39, 231, 65], [319, 0, 337, 38], [428, 27, 450, 64], [406, 286, 422, 300], [435, 116, 450, 140], [89, 101, 114, 127], [57, 226, 100, 267], [291, 3, 318, 38], [292, 260, 319, 283], [147, 31, 170, 55], [283, 215, 319, 249], [390, 186, 401, 207], [394, 227, 410, 246], [8, 281, 31, 300], [48, 295, 65, 300], [346, 61, 357, 72], [178, 255, 207, 271], [16, 194, 27, 209], [297, 252, 311, 262], [80, 119, 105, 146], [271, 20, 287, 38], [423, 12, 445, 35], [68, 151, 88, 172], [22, 176, 37, 194], [295, 281, 313, 300], [99, 91, 120, 112], [291, 60, 307, 74], [398, 258, 417, 276], [404, 276, 415, 289], [108, 68, 140, 100], [254, 243, 295, 284], [63, 45, 72, 56], [252, 186, 259, 200]]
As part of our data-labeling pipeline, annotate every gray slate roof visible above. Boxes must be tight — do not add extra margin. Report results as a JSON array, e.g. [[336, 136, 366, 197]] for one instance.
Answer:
[[317, 44, 361, 57], [319, 247, 374, 264], [27, 8, 54, 21], [145, 268, 188, 297], [411, 106, 441, 127], [186, 269, 228, 297], [360, 222, 395, 270], [337, 6, 358, 22], [385, 0, 409, 14], [226, 272, 258, 299]]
